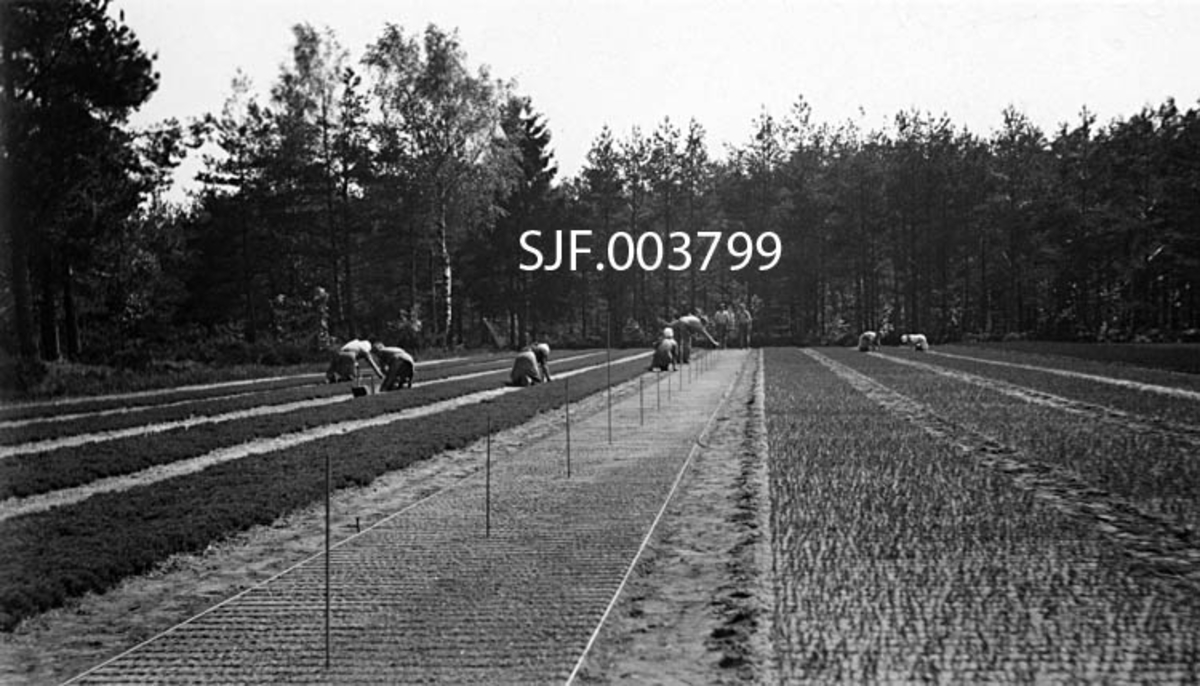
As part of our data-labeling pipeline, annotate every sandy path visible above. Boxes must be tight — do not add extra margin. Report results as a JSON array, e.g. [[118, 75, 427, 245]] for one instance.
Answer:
[[0, 353, 655, 685], [0, 352, 648, 523], [930, 350, 1200, 401], [573, 349, 774, 685]]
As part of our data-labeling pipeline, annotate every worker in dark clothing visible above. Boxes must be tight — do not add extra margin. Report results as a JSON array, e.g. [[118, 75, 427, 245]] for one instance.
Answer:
[[651, 333, 678, 372]]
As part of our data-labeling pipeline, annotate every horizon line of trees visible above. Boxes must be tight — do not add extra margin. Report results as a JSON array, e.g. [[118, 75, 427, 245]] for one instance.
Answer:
[[4, 1, 1199, 373]]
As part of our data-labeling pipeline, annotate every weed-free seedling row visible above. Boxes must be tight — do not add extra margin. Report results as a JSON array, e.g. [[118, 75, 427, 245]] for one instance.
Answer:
[[884, 347, 1200, 427], [833, 349, 1200, 534], [764, 348, 1200, 682], [943, 343, 1200, 383], [0, 373, 325, 423], [1, 352, 583, 445], [0, 351, 624, 501]]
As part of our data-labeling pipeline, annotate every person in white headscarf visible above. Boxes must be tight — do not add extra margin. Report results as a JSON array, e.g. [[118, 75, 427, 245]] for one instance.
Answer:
[[651, 328, 678, 371]]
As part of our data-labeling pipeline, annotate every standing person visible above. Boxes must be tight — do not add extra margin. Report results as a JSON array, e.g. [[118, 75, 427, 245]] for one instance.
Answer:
[[374, 343, 415, 390], [325, 338, 384, 383], [509, 342, 552, 387], [735, 302, 753, 348], [712, 304, 735, 348]]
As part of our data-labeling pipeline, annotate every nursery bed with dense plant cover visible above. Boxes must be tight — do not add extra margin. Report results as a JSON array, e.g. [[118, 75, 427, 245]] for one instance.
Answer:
[[950, 341, 1200, 377], [0, 353, 655, 631], [764, 348, 1200, 682], [0, 373, 324, 423], [0, 351, 600, 444], [832, 349, 1200, 534], [0, 351, 620, 500], [896, 348, 1200, 427]]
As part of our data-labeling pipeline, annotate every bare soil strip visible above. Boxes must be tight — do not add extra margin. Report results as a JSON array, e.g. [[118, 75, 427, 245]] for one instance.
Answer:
[[874, 351, 1200, 448], [573, 349, 775, 685], [805, 349, 1200, 593], [930, 350, 1200, 401], [0, 352, 647, 523], [0, 352, 603, 458], [59, 351, 745, 684]]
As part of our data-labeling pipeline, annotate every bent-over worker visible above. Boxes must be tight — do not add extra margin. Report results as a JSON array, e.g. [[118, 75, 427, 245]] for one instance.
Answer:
[[375, 344, 415, 390], [326, 338, 384, 383], [509, 342, 552, 387]]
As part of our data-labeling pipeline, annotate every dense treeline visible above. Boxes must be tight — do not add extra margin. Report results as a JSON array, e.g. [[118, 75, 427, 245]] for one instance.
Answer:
[[3, 3, 1199, 381]]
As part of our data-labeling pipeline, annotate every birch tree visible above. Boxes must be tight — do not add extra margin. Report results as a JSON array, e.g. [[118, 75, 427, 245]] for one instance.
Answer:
[[364, 24, 516, 347]]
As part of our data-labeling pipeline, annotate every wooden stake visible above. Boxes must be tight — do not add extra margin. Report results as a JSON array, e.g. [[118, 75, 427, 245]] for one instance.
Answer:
[[606, 312, 612, 444], [565, 377, 571, 478], [486, 414, 491, 537], [324, 451, 331, 670]]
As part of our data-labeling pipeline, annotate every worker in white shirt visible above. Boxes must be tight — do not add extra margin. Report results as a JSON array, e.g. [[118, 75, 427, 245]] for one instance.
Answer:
[[325, 338, 384, 383], [666, 313, 719, 364]]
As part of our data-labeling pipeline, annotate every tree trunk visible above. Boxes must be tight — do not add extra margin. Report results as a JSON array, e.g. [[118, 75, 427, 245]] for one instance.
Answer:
[[439, 219, 452, 349], [62, 257, 80, 359], [38, 251, 60, 361], [340, 184, 356, 338], [6, 220, 37, 359], [242, 215, 257, 344]]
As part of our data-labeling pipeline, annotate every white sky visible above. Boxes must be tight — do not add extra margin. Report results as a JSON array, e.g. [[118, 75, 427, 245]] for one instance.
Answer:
[[116, 0, 1200, 196]]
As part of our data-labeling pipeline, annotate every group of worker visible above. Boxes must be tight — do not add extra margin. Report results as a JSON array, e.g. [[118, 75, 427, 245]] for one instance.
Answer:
[[652, 313, 722, 372], [325, 339, 415, 391], [326, 311, 727, 395], [325, 338, 555, 391], [331, 323, 933, 394], [857, 330, 929, 352]]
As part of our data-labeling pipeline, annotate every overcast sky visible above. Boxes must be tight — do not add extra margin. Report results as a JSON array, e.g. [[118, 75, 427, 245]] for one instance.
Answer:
[[116, 0, 1200, 196]]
